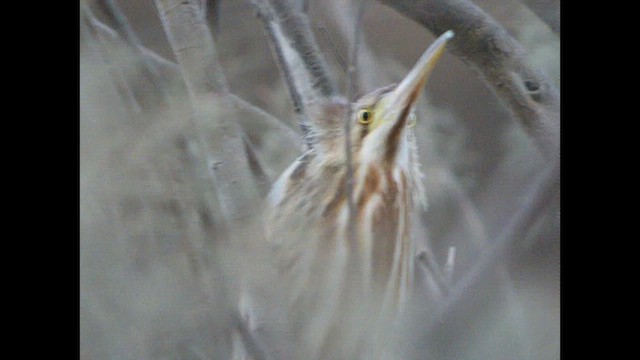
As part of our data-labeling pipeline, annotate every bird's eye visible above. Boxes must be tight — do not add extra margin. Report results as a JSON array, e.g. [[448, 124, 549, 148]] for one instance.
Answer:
[[358, 109, 372, 125], [407, 112, 417, 128]]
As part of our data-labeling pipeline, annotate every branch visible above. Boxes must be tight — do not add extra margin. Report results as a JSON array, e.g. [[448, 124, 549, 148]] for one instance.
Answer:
[[87, 14, 303, 188], [94, 0, 170, 108], [378, 0, 560, 160], [153, 0, 259, 221], [520, 0, 560, 34], [87, 16, 302, 156], [432, 167, 489, 249], [242, 135, 272, 198], [230, 95, 303, 150], [343, 0, 366, 242], [422, 167, 529, 317], [89, 18, 185, 90], [267, 0, 337, 97], [325, 0, 389, 91], [422, 161, 559, 342], [154, 0, 228, 96], [82, 7, 143, 116], [95, 0, 141, 47], [249, 0, 338, 146]]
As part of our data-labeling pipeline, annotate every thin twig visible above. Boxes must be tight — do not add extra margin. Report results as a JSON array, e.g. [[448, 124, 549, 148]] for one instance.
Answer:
[[95, 0, 142, 47], [316, 24, 347, 74], [344, 0, 366, 242], [94, 0, 170, 107], [432, 168, 537, 356], [249, 0, 338, 147], [82, 7, 143, 116], [85, 16, 301, 154], [378, 0, 560, 160], [251, 1, 311, 146], [230, 95, 303, 150], [423, 161, 559, 340], [268, 0, 337, 97], [326, 0, 389, 91], [242, 134, 272, 197], [431, 167, 489, 249]]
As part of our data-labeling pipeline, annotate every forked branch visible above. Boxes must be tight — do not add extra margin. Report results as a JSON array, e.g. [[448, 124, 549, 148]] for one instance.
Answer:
[[94, 0, 171, 108], [82, 8, 142, 115], [86, 15, 301, 154], [379, 0, 560, 160], [151, 3, 274, 358], [249, 0, 338, 146]]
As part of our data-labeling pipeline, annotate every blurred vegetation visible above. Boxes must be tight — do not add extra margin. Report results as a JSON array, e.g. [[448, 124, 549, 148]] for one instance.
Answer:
[[80, 0, 559, 359]]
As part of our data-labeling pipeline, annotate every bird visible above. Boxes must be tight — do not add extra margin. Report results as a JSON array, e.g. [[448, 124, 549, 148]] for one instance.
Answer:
[[263, 31, 453, 360]]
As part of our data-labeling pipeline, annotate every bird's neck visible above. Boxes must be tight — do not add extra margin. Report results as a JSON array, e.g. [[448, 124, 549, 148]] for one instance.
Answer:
[[350, 160, 418, 307]]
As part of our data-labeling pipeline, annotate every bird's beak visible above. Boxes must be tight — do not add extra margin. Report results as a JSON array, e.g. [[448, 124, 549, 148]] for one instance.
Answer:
[[374, 30, 454, 133]]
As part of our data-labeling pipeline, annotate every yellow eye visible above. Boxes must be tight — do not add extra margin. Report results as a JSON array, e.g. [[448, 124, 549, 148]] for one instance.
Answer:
[[358, 109, 373, 125]]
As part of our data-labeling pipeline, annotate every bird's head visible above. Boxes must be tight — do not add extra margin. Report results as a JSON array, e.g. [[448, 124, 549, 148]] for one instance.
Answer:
[[308, 31, 453, 173], [267, 32, 455, 320]]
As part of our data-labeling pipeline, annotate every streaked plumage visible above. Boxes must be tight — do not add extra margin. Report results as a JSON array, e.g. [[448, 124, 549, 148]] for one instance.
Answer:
[[264, 31, 453, 359]]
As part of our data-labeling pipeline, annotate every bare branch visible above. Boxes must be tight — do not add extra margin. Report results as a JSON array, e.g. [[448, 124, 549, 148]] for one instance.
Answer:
[[250, 7, 310, 144], [378, 0, 560, 160], [433, 167, 489, 249], [87, 18, 184, 90], [268, 0, 338, 97], [429, 166, 550, 356], [82, 7, 143, 116], [325, 0, 390, 91], [520, 0, 560, 34], [316, 25, 347, 74], [344, 0, 367, 242], [95, 0, 151, 61], [243, 134, 272, 197], [422, 161, 559, 342], [424, 167, 528, 322], [94, 0, 170, 107], [230, 95, 303, 150], [249, 0, 338, 146], [87, 16, 302, 156], [153, 0, 259, 221]]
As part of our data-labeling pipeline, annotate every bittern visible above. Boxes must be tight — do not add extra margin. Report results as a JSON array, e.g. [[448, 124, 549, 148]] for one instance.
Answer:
[[265, 31, 453, 359]]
